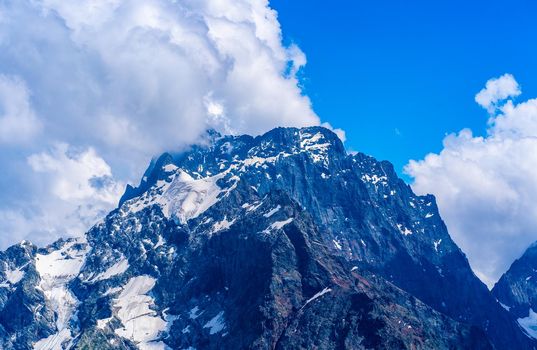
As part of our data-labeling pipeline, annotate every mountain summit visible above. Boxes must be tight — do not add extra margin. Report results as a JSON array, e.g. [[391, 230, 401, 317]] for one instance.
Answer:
[[0, 126, 533, 349], [493, 241, 537, 340]]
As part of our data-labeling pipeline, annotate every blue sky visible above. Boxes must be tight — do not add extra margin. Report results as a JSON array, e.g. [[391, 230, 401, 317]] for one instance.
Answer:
[[272, 0, 537, 174]]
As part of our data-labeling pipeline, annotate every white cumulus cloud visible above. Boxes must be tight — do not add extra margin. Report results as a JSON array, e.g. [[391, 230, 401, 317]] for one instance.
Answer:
[[0, 74, 41, 144], [0, 0, 319, 157], [406, 74, 537, 287], [28, 143, 124, 204], [0, 0, 334, 248], [475, 73, 521, 113], [0, 144, 123, 248]]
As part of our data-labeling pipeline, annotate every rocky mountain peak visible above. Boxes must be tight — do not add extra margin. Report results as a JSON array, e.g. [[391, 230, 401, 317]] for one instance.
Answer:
[[0, 126, 533, 349], [493, 240, 537, 339], [120, 126, 345, 207]]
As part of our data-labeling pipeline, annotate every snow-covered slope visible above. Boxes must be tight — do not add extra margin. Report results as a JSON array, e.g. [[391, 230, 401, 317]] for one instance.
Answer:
[[0, 126, 531, 349], [34, 238, 88, 349]]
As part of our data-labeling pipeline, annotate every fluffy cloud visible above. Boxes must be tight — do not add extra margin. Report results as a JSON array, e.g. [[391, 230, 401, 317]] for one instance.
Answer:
[[0, 0, 330, 248], [0, 0, 319, 156], [0, 74, 41, 144], [28, 143, 124, 205], [475, 73, 521, 113], [406, 74, 537, 287], [0, 144, 123, 248]]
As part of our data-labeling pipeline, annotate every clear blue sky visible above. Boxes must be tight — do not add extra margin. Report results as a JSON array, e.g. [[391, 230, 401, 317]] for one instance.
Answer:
[[272, 0, 537, 175]]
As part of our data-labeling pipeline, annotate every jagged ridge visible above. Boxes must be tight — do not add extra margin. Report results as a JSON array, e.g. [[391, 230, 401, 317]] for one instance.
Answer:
[[0, 126, 532, 349]]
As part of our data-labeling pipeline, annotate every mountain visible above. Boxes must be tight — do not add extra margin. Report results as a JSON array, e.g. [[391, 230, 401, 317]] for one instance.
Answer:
[[493, 242, 537, 340], [0, 126, 532, 349]]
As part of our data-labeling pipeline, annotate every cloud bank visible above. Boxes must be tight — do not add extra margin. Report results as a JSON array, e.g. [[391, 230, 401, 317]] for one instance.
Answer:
[[406, 74, 537, 287], [0, 0, 337, 248], [0, 144, 124, 249], [0, 75, 41, 144]]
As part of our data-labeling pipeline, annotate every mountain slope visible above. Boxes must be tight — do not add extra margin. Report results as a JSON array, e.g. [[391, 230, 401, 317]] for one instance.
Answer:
[[119, 126, 529, 348], [0, 126, 531, 349], [493, 242, 537, 340], [1, 190, 490, 350]]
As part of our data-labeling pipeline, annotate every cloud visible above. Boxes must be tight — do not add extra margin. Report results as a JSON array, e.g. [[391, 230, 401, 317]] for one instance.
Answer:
[[28, 143, 123, 205], [406, 74, 537, 287], [0, 144, 123, 248], [321, 122, 346, 142], [0, 0, 320, 156], [0, 0, 340, 248], [475, 73, 521, 113], [0, 74, 41, 144]]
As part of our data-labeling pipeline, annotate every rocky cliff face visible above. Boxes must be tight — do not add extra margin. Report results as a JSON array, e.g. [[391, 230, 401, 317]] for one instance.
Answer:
[[0, 126, 532, 349], [493, 242, 537, 340]]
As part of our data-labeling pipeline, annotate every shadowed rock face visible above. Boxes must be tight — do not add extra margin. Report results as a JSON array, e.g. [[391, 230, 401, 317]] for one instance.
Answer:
[[0, 126, 531, 349], [493, 242, 537, 340]]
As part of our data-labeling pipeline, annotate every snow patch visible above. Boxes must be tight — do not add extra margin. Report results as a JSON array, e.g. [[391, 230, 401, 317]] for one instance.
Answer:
[[263, 205, 281, 218], [299, 132, 331, 165], [361, 174, 388, 185], [211, 217, 236, 233], [241, 154, 282, 168], [5, 265, 25, 284], [262, 218, 294, 234], [103, 286, 122, 296], [89, 258, 129, 282], [333, 239, 342, 250], [113, 275, 167, 349], [203, 311, 226, 335], [189, 306, 202, 319], [34, 238, 88, 346], [33, 328, 71, 350], [162, 164, 178, 172], [245, 201, 263, 213], [162, 171, 225, 223], [125, 170, 224, 224], [433, 239, 442, 252], [96, 317, 112, 330], [499, 302, 511, 311], [518, 308, 537, 339], [396, 224, 413, 236], [303, 287, 332, 308], [154, 235, 166, 249]]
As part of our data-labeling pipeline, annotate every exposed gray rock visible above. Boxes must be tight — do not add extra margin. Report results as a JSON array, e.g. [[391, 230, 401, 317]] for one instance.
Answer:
[[493, 242, 537, 340], [0, 126, 530, 349]]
